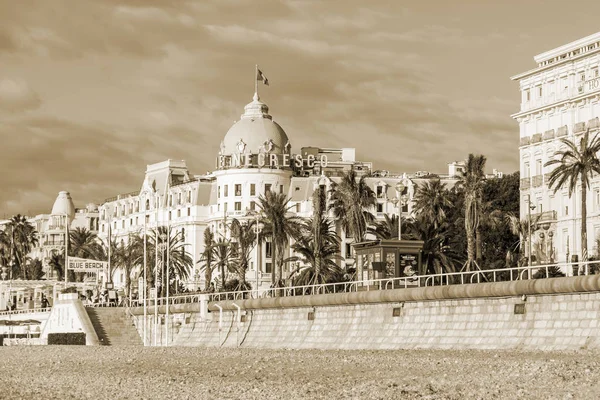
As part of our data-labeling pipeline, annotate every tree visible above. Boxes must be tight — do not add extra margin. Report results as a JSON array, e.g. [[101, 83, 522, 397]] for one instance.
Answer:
[[257, 191, 302, 287], [412, 179, 452, 231], [5, 214, 39, 279], [117, 235, 143, 297], [367, 214, 399, 240], [146, 226, 193, 297], [329, 169, 376, 243], [288, 184, 342, 286], [545, 129, 600, 262], [211, 238, 233, 290], [69, 227, 104, 259], [505, 212, 543, 267], [197, 228, 217, 290], [22, 257, 44, 280], [458, 154, 487, 271], [404, 216, 459, 275], [228, 218, 257, 290]]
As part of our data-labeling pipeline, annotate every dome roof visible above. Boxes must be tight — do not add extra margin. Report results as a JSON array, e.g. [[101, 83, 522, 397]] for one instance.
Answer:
[[51, 191, 75, 221], [220, 93, 290, 157]]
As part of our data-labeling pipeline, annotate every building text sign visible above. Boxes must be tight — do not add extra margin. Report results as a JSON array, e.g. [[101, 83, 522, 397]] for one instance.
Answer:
[[218, 153, 328, 169], [67, 257, 108, 272]]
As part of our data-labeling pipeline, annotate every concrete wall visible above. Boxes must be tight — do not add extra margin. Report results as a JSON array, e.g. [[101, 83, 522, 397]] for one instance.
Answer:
[[41, 293, 99, 346], [131, 276, 600, 351]]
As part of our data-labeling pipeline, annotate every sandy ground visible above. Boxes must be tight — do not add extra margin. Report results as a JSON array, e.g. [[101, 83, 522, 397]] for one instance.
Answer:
[[1, 346, 600, 399]]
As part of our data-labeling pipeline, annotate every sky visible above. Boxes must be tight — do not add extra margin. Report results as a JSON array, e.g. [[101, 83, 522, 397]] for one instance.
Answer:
[[1, 0, 599, 217]]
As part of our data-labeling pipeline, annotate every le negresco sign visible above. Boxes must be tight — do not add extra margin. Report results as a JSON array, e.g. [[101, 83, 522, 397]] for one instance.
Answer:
[[218, 153, 328, 169]]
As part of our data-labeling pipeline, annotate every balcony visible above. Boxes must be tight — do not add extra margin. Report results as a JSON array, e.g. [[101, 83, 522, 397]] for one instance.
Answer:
[[531, 175, 543, 188], [531, 133, 542, 144], [520, 178, 531, 190], [556, 125, 568, 137], [520, 137, 531, 147], [542, 129, 555, 141], [574, 122, 586, 134]]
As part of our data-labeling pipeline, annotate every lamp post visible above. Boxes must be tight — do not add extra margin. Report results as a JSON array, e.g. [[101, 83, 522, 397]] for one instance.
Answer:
[[394, 181, 408, 240], [548, 230, 554, 263], [526, 194, 536, 279], [246, 209, 264, 297]]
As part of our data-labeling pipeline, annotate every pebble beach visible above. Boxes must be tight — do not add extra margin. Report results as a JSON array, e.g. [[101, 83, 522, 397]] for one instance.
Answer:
[[1, 346, 600, 399]]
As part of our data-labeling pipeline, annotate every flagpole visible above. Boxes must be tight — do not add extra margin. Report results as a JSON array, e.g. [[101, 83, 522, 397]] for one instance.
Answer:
[[165, 219, 170, 346], [154, 194, 159, 346], [255, 64, 258, 96], [143, 208, 147, 346], [64, 214, 69, 289]]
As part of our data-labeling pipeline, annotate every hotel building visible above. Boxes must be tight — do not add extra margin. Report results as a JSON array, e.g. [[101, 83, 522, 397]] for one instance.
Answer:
[[96, 91, 501, 291], [512, 32, 600, 265]]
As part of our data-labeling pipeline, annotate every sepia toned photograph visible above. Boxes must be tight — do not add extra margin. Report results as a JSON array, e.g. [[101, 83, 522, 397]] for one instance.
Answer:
[[2, 1, 600, 399]]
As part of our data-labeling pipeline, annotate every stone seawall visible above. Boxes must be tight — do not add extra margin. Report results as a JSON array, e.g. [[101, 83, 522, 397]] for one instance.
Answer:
[[131, 276, 600, 351]]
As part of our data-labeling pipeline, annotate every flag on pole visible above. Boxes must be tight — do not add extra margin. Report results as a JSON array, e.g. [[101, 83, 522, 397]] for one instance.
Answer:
[[256, 68, 269, 86]]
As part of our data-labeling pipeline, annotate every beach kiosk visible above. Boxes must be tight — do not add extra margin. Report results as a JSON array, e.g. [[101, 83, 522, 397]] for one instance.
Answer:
[[351, 240, 424, 285]]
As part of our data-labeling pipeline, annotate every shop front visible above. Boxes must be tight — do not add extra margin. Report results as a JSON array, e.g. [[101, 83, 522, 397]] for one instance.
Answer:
[[352, 240, 424, 286]]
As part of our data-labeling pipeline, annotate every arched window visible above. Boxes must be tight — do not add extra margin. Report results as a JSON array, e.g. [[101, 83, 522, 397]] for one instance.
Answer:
[[145, 199, 150, 211]]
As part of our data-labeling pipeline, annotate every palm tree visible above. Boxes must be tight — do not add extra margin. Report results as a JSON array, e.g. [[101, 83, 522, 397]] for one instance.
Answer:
[[118, 235, 143, 297], [210, 238, 233, 290], [545, 129, 600, 263], [0, 230, 10, 279], [197, 228, 216, 290], [257, 191, 302, 287], [147, 226, 193, 296], [505, 212, 543, 267], [288, 218, 343, 287], [477, 201, 503, 264], [69, 227, 104, 259], [329, 169, 376, 243], [6, 214, 39, 279], [367, 214, 399, 240], [404, 216, 459, 275], [412, 179, 452, 231], [458, 154, 487, 272], [228, 218, 257, 290], [288, 184, 342, 286], [48, 252, 65, 281]]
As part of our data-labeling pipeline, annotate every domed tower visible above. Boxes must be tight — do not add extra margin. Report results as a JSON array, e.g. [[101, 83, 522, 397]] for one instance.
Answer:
[[51, 191, 76, 223], [211, 92, 293, 232]]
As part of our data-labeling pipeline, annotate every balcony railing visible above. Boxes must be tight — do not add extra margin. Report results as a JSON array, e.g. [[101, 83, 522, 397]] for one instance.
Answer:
[[532, 175, 543, 188], [531, 210, 557, 222], [520, 178, 530, 190]]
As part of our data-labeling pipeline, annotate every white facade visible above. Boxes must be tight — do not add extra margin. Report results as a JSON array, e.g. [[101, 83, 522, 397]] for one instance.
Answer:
[[512, 32, 600, 264]]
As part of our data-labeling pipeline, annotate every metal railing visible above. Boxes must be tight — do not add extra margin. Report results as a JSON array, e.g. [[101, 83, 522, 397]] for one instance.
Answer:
[[135, 261, 600, 309], [0, 307, 52, 317]]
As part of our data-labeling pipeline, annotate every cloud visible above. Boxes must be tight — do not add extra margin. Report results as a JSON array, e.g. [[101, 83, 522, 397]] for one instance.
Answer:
[[0, 79, 41, 111]]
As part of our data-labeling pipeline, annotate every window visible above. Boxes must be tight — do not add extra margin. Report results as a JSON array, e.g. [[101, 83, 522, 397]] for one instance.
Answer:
[[113, 207, 117, 217], [250, 184, 256, 196], [538, 86, 542, 97], [136, 217, 138, 225], [187, 191, 192, 203], [135, 201, 139, 212], [250, 201, 256, 211], [178, 193, 182, 204], [376, 186, 384, 198], [345, 243, 352, 258], [187, 208, 190, 216], [596, 189, 600, 211], [235, 184, 242, 196], [536, 197, 543, 213], [121, 206, 125, 216], [377, 203, 383, 212], [218, 186, 220, 199], [102, 224, 105, 233], [223, 202, 228, 213], [121, 220, 125, 229], [168, 211, 172, 220], [525, 89, 530, 101], [280, 185, 284, 194], [265, 184, 272, 194], [145, 199, 150, 211], [296, 203, 301, 212], [595, 68, 599, 78], [130, 218, 132, 226], [524, 162, 530, 178], [177, 209, 181, 218], [535, 159, 542, 176], [402, 203, 408, 213], [169, 195, 173, 206], [580, 73, 586, 82], [265, 262, 272, 274], [235, 202, 241, 211], [114, 221, 117, 230], [224, 185, 228, 197], [265, 241, 272, 258]]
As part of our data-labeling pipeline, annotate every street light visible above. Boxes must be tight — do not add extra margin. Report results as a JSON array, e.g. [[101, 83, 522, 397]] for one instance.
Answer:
[[394, 180, 409, 240], [246, 209, 264, 297], [526, 194, 536, 278]]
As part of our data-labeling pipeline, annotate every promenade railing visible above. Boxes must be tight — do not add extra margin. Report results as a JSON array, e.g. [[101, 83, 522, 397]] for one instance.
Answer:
[[0, 307, 52, 317], [134, 261, 600, 309]]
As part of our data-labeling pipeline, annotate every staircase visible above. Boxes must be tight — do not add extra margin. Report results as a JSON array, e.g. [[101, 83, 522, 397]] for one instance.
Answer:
[[86, 307, 142, 346]]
